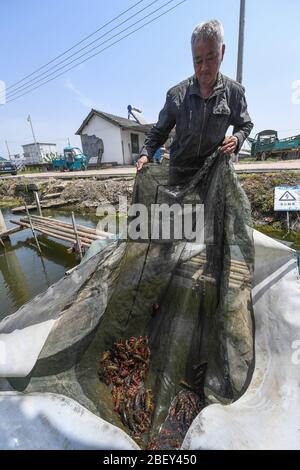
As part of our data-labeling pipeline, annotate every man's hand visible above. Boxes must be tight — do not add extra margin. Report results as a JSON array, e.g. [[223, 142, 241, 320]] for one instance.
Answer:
[[221, 136, 239, 156], [136, 155, 149, 171]]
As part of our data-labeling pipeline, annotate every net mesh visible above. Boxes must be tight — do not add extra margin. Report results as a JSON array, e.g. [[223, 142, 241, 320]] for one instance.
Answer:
[[5, 150, 255, 449]]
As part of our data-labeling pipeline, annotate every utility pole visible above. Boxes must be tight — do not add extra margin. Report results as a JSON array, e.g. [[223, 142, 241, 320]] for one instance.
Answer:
[[5, 140, 12, 162], [27, 114, 40, 162], [67, 137, 71, 146], [236, 0, 246, 84]]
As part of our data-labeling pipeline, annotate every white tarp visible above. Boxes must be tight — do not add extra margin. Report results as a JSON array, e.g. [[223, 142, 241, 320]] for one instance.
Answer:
[[0, 392, 138, 450], [183, 230, 300, 450], [0, 229, 299, 450]]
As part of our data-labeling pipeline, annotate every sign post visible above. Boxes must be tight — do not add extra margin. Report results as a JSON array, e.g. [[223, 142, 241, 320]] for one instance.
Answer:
[[274, 186, 300, 232]]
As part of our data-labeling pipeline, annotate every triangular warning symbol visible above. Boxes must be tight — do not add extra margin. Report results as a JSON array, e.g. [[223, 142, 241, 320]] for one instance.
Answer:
[[279, 191, 296, 201]]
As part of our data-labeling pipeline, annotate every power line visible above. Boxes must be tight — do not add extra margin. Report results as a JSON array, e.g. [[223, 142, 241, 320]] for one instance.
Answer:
[[6, 0, 186, 104], [2, 0, 146, 95], [5, 0, 173, 101], [4, 0, 161, 100]]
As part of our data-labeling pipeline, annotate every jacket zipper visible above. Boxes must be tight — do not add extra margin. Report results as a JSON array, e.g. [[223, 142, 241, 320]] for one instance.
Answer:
[[197, 101, 207, 157]]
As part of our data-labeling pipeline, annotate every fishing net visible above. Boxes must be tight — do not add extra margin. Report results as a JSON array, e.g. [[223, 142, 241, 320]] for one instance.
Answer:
[[1, 150, 254, 449]]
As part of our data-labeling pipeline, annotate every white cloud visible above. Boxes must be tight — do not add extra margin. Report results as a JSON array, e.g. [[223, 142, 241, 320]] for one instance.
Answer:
[[65, 78, 95, 108]]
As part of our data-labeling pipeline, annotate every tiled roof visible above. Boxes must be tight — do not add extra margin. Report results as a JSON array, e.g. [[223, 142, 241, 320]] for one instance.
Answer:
[[76, 109, 153, 135]]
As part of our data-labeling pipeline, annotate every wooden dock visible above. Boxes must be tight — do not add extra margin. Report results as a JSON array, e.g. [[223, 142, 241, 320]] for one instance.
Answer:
[[10, 215, 113, 247], [0, 226, 24, 238], [1, 208, 25, 243], [11, 198, 80, 214], [176, 252, 251, 290]]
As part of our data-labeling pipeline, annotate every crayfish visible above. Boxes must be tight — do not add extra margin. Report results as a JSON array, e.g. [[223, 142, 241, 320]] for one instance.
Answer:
[[99, 336, 155, 442]]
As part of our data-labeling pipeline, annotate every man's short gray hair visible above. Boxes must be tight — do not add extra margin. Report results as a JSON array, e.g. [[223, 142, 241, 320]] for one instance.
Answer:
[[191, 20, 224, 48]]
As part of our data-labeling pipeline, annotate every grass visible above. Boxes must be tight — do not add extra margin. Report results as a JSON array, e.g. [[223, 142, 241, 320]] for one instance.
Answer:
[[19, 168, 48, 174], [254, 225, 300, 251], [0, 198, 22, 207], [239, 171, 300, 216]]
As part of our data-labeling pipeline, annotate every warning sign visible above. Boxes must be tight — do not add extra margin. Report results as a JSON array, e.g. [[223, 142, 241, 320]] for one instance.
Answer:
[[279, 191, 296, 202], [274, 186, 300, 211]]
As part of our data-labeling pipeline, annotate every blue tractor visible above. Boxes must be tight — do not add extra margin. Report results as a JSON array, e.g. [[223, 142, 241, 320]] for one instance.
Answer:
[[52, 147, 88, 171]]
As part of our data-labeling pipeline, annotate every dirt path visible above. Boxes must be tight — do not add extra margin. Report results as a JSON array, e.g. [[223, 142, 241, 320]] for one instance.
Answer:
[[1, 161, 300, 181]]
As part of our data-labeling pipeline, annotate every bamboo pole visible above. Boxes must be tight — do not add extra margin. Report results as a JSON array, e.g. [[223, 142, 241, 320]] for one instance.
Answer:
[[25, 203, 42, 254], [65, 266, 78, 276], [20, 217, 102, 242], [228, 265, 250, 276], [30, 217, 100, 238], [26, 222, 93, 245], [30, 214, 99, 234], [11, 220, 91, 246], [27, 221, 92, 246], [193, 254, 249, 269], [71, 212, 83, 261], [34, 191, 42, 217], [229, 272, 251, 282], [30, 215, 113, 238]]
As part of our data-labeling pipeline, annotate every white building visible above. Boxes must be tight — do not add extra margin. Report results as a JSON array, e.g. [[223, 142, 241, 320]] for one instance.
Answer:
[[22, 143, 57, 164], [75, 109, 153, 165]]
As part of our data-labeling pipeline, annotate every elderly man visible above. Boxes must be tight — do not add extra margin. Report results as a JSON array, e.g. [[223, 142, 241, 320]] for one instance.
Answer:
[[137, 20, 253, 172]]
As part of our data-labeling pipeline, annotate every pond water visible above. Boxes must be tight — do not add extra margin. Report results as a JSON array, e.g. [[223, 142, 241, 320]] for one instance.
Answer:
[[0, 207, 98, 320], [254, 226, 300, 251], [1, 208, 299, 322], [254, 226, 300, 273]]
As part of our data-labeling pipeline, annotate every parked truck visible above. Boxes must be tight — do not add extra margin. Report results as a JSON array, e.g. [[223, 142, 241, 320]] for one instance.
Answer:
[[251, 130, 300, 160], [52, 146, 87, 171], [0, 157, 18, 175]]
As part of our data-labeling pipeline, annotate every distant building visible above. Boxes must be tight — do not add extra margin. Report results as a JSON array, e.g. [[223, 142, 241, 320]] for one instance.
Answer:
[[22, 142, 57, 164], [75, 109, 154, 165]]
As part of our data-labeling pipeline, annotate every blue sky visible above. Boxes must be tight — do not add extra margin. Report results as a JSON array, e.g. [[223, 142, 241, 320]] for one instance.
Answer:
[[0, 0, 300, 157]]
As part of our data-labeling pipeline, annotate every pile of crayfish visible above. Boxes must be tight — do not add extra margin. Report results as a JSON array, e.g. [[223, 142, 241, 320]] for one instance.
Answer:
[[99, 336, 155, 438], [147, 389, 205, 449]]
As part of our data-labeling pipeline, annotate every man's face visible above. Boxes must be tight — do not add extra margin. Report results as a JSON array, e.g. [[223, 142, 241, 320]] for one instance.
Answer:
[[192, 38, 225, 89]]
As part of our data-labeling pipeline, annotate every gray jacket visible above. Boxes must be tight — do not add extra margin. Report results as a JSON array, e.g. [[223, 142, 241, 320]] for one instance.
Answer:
[[140, 73, 253, 168]]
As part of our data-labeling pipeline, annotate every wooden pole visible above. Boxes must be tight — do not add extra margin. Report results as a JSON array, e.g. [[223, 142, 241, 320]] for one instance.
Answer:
[[27, 216, 100, 238], [30, 215, 113, 238], [0, 209, 8, 234], [21, 217, 101, 242], [34, 191, 42, 217], [11, 220, 91, 246], [71, 212, 83, 260], [23, 220, 93, 245], [5, 140, 12, 162], [27, 114, 40, 162], [236, 0, 246, 84], [25, 202, 42, 254]]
